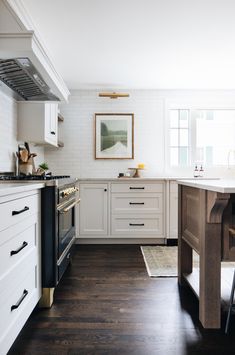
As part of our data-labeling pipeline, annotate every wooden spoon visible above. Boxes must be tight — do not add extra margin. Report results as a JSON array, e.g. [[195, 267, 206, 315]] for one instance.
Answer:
[[20, 149, 29, 162]]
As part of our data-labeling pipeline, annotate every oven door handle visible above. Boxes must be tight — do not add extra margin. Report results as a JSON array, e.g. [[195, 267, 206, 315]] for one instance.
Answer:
[[59, 199, 81, 214], [57, 235, 76, 266]]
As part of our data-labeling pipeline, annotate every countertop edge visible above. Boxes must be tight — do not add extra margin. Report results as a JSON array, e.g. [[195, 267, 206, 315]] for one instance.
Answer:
[[0, 182, 45, 198], [76, 177, 217, 182], [177, 179, 235, 193]]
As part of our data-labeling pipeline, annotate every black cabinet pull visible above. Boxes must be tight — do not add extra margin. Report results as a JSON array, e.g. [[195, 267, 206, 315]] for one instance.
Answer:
[[11, 289, 28, 311], [129, 202, 145, 205], [104, 188, 107, 192], [10, 241, 28, 256], [12, 206, 29, 216], [129, 187, 145, 190], [50, 131, 56, 135], [129, 223, 145, 226]]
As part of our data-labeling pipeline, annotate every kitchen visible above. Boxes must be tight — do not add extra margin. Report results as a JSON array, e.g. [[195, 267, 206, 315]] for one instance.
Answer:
[[2, 0, 235, 354]]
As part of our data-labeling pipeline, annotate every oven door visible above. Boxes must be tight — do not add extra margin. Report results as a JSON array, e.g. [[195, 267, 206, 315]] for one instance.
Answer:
[[57, 198, 80, 258]]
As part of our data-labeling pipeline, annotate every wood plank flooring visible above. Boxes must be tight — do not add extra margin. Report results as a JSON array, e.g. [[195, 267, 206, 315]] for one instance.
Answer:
[[8, 245, 235, 355]]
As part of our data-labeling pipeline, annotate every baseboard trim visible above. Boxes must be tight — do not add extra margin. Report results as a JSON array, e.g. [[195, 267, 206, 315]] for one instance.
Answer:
[[76, 238, 166, 245], [166, 239, 178, 246]]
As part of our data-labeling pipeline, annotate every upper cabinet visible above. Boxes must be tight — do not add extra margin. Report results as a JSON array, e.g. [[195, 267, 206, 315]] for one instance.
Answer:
[[18, 102, 58, 146]]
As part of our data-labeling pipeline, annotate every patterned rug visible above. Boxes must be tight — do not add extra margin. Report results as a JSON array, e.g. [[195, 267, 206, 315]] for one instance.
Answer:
[[140, 246, 198, 277], [141, 246, 235, 277]]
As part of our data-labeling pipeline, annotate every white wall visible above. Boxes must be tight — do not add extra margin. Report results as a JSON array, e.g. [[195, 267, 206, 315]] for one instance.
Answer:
[[2, 88, 235, 178], [45, 90, 165, 178], [0, 89, 44, 173], [0, 89, 18, 172], [45, 89, 235, 179]]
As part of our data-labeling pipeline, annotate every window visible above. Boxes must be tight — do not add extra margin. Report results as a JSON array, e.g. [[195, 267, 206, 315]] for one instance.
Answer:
[[169, 109, 235, 167], [170, 110, 189, 166]]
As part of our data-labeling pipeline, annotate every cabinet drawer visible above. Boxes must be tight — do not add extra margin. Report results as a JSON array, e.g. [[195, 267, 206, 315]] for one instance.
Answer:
[[0, 193, 39, 232], [111, 183, 163, 193], [0, 266, 38, 348], [112, 193, 163, 214], [111, 214, 163, 235], [0, 221, 37, 281], [0, 246, 37, 303]]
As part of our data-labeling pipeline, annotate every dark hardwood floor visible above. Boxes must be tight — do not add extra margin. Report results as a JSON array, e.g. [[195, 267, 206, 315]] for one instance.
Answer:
[[8, 245, 235, 355]]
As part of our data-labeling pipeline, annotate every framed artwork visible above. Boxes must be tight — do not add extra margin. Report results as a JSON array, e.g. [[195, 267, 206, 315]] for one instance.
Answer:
[[95, 113, 134, 159]]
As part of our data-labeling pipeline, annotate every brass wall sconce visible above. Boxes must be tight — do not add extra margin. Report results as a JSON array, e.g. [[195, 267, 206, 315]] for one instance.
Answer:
[[98, 92, 130, 99]]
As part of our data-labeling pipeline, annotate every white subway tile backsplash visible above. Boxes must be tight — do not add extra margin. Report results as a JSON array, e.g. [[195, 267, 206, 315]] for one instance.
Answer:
[[45, 90, 164, 178]]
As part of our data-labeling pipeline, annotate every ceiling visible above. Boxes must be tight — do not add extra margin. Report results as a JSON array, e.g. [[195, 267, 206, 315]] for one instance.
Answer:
[[21, 0, 235, 90]]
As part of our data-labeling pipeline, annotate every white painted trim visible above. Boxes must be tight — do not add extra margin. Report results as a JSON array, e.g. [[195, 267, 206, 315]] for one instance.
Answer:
[[3, 0, 26, 31]]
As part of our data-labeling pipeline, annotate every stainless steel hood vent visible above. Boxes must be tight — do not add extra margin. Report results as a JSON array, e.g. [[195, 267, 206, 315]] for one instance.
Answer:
[[0, 58, 59, 101]]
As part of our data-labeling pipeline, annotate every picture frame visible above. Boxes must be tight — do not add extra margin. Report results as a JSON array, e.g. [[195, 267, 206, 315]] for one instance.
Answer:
[[95, 113, 134, 159]]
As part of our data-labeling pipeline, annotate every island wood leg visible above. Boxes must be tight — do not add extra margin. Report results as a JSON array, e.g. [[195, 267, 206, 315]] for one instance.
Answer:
[[198, 190, 230, 328], [199, 223, 221, 328], [178, 184, 193, 285], [178, 186, 230, 329]]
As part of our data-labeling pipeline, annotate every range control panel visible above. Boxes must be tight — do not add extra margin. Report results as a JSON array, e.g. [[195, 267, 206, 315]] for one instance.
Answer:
[[60, 186, 79, 199]]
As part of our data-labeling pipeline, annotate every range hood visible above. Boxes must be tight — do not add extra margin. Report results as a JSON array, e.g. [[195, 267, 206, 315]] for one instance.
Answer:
[[0, 32, 70, 101]]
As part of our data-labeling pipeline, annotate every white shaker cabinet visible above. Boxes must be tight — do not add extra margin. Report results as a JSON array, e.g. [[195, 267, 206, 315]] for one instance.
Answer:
[[78, 180, 166, 241], [79, 184, 108, 236], [0, 188, 41, 355], [78, 179, 179, 242], [18, 102, 58, 146], [111, 182, 164, 237]]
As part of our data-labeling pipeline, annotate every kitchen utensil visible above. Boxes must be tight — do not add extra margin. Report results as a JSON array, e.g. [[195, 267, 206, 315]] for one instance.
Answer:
[[25, 142, 36, 173], [15, 152, 19, 175], [24, 142, 30, 154], [20, 149, 29, 162]]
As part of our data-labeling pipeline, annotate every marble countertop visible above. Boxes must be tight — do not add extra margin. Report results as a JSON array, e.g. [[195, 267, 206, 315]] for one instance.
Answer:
[[0, 182, 45, 197], [177, 179, 235, 193]]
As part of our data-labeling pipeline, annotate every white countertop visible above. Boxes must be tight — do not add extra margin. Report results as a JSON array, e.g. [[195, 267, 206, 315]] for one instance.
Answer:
[[177, 179, 235, 193], [77, 177, 215, 181], [78, 177, 174, 181], [78, 176, 218, 183], [0, 182, 45, 197]]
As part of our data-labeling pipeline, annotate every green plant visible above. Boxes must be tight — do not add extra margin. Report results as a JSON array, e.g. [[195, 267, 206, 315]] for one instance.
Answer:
[[39, 162, 49, 170]]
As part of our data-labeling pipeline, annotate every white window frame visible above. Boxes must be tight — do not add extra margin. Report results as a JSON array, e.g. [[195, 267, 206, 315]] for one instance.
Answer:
[[169, 109, 191, 167], [164, 98, 235, 175]]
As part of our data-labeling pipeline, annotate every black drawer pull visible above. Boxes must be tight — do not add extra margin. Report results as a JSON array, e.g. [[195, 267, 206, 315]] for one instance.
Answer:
[[129, 223, 145, 226], [11, 289, 28, 311], [129, 202, 145, 205], [10, 241, 28, 256], [50, 131, 56, 135], [12, 206, 29, 216], [129, 187, 145, 190]]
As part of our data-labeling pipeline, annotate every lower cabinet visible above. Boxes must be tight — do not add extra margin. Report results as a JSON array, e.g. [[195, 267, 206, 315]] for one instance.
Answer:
[[111, 214, 163, 236], [79, 181, 166, 239], [111, 182, 164, 238], [0, 189, 41, 355], [79, 183, 108, 236], [78, 180, 179, 241]]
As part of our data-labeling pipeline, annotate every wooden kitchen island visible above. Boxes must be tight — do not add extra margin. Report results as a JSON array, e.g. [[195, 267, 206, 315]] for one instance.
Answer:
[[178, 179, 235, 329]]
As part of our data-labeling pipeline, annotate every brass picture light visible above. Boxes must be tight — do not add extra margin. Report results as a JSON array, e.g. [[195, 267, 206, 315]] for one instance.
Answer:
[[98, 92, 130, 99]]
